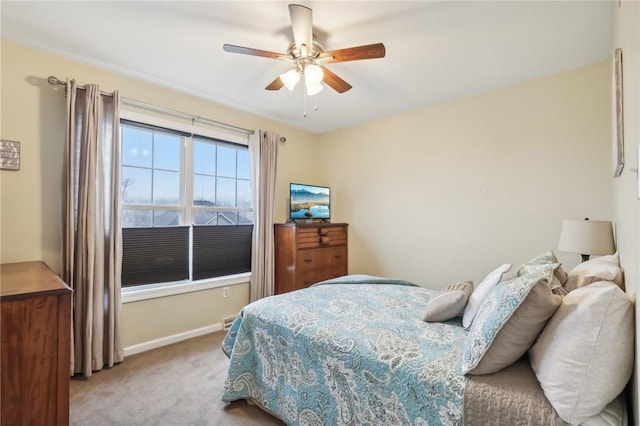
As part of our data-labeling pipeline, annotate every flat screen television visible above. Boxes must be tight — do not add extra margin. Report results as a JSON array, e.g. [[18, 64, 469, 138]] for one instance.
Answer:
[[289, 183, 330, 220]]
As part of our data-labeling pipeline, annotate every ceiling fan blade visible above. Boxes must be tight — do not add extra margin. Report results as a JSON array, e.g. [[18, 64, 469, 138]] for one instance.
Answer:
[[223, 44, 286, 60], [289, 4, 313, 52], [321, 66, 352, 93], [320, 43, 386, 63], [265, 77, 284, 91]]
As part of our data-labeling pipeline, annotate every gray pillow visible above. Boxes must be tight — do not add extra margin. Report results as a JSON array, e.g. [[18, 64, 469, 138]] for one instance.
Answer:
[[423, 281, 473, 322], [461, 268, 561, 375]]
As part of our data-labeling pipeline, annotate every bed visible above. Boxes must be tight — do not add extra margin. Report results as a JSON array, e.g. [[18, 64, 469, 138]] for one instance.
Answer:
[[222, 252, 633, 425]]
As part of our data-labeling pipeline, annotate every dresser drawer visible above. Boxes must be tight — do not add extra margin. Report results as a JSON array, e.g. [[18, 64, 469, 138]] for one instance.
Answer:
[[296, 265, 347, 288], [296, 246, 347, 272], [297, 225, 347, 249]]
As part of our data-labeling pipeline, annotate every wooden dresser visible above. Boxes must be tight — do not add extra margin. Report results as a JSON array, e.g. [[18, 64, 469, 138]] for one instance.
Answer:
[[274, 222, 348, 294], [1, 261, 72, 426]]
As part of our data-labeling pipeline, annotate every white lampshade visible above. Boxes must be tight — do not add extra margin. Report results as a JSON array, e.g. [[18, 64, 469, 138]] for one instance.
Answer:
[[304, 64, 324, 85], [280, 68, 300, 91], [558, 219, 615, 257]]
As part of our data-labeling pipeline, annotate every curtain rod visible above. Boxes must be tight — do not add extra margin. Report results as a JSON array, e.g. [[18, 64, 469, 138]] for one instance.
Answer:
[[46, 76, 274, 139]]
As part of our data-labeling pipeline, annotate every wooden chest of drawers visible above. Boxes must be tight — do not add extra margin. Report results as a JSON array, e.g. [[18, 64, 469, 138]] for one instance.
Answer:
[[1, 261, 72, 426], [274, 223, 348, 294]]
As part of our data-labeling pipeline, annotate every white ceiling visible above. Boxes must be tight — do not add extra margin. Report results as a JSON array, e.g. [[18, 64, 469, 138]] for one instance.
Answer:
[[1, 1, 613, 134]]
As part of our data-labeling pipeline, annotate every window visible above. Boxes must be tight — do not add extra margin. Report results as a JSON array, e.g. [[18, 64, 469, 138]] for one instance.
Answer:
[[121, 124, 183, 227], [191, 137, 252, 226], [120, 119, 253, 288]]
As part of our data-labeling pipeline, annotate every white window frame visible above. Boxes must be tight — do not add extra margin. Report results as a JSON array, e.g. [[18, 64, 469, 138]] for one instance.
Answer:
[[119, 110, 252, 303]]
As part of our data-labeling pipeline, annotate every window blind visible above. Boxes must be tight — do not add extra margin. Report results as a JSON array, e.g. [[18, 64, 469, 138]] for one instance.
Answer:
[[192, 225, 253, 280], [121, 226, 190, 286]]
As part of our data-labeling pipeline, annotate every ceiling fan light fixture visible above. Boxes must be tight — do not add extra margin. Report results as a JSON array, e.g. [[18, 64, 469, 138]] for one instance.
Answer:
[[304, 64, 323, 85], [224, 4, 387, 99], [280, 68, 301, 91]]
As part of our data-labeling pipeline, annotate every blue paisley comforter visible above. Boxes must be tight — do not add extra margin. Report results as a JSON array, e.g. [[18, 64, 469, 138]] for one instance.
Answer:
[[222, 276, 469, 425]]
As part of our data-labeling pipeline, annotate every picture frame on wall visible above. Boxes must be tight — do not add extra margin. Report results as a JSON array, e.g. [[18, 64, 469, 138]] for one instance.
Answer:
[[613, 48, 624, 177], [0, 139, 20, 171]]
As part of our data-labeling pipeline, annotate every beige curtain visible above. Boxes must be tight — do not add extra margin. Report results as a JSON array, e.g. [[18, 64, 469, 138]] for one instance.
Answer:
[[62, 80, 124, 377], [249, 130, 279, 302]]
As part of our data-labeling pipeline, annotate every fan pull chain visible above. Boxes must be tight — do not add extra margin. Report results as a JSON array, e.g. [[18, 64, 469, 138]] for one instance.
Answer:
[[301, 84, 321, 117], [303, 87, 307, 118]]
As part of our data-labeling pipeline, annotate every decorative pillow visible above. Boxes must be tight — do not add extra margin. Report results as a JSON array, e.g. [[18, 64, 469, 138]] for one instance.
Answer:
[[516, 250, 568, 294], [528, 281, 633, 425], [462, 263, 512, 328], [423, 281, 473, 322], [461, 269, 561, 375], [564, 253, 623, 292]]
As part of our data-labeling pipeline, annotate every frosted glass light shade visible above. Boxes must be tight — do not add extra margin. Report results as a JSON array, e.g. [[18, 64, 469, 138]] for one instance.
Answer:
[[304, 64, 324, 85], [280, 69, 300, 91], [558, 219, 615, 256], [306, 83, 323, 96]]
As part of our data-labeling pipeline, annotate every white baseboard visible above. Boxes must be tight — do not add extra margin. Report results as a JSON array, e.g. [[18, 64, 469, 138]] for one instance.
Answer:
[[124, 323, 223, 357]]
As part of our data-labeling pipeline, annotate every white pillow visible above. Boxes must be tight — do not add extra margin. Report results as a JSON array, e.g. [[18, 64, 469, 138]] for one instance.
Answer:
[[564, 253, 623, 292], [462, 263, 511, 328], [528, 281, 634, 425]]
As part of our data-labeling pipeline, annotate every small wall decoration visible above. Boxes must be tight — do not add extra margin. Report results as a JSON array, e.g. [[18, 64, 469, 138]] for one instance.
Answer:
[[613, 48, 624, 177], [0, 140, 20, 171]]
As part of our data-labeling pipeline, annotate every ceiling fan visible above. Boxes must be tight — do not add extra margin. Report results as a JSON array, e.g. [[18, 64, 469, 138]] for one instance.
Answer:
[[223, 4, 386, 96]]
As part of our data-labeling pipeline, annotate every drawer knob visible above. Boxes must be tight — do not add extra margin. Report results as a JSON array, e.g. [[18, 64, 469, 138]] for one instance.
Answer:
[[304, 258, 313, 263], [334, 254, 342, 259]]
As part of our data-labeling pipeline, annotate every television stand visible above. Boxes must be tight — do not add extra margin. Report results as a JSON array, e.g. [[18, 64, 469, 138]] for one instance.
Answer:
[[274, 223, 348, 294]]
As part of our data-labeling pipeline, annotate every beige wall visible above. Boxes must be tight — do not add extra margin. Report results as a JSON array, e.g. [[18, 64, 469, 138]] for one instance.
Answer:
[[122, 284, 249, 348], [319, 61, 612, 288], [612, 2, 640, 423], [0, 39, 320, 347]]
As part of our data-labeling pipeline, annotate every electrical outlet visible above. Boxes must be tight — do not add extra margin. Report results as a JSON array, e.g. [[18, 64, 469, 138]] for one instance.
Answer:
[[223, 287, 229, 298]]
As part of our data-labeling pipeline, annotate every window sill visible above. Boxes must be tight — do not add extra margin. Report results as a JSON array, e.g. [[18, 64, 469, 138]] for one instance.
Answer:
[[121, 272, 251, 303]]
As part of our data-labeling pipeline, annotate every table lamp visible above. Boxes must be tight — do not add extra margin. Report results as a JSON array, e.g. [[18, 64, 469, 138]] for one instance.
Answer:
[[558, 218, 615, 262]]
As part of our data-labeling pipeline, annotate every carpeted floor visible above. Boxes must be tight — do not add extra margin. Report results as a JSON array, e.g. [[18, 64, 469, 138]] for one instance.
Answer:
[[70, 331, 284, 426]]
